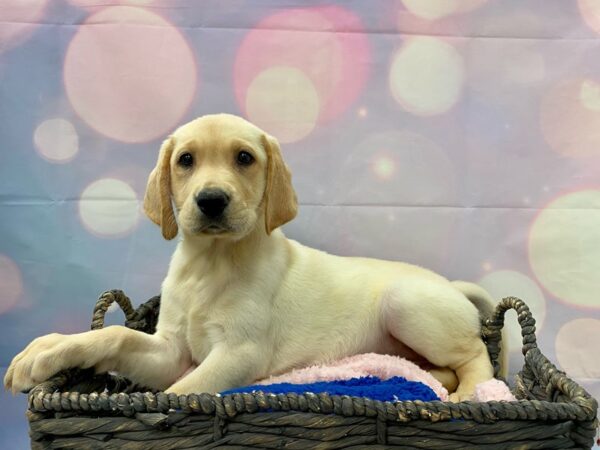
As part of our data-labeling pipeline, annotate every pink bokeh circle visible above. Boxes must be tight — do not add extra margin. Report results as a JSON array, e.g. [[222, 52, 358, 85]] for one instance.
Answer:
[[540, 79, 600, 158], [234, 6, 370, 133], [64, 6, 198, 143], [0, 0, 48, 53], [0, 254, 23, 314]]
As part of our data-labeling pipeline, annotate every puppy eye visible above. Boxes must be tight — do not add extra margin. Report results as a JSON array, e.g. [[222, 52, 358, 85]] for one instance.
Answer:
[[237, 150, 254, 166], [178, 152, 193, 167]]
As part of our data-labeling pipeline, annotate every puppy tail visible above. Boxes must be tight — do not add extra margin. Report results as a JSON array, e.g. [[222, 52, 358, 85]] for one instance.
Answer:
[[451, 281, 509, 379]]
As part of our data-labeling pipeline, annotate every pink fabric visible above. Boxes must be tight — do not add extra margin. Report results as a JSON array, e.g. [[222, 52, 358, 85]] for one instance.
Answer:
[[178, 353, 517, 402], [257, 353, 449, 401], [474, 378, 517, 402]]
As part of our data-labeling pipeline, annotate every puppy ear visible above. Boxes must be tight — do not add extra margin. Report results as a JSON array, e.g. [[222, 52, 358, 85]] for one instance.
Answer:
[[262, 134, 298, 235], [144, 137, 178, 240]]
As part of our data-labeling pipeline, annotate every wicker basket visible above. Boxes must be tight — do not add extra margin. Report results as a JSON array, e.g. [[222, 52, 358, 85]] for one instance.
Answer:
[[26, 290, 598, 449]]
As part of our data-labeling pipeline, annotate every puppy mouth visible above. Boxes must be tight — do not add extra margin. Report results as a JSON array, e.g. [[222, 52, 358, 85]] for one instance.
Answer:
[[200, 224, 229, 235], [189, 207, 251, 236]]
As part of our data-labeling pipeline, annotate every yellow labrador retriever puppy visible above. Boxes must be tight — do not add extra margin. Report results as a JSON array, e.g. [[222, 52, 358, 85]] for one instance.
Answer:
[[5, 114, 504, 401]]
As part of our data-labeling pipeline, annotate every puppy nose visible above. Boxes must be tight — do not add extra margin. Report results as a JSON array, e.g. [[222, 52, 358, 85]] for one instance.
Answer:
[[196, 188, 230, 218]]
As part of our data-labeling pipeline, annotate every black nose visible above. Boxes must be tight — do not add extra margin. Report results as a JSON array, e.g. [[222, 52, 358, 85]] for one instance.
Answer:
[[196, 188, 230, 218]]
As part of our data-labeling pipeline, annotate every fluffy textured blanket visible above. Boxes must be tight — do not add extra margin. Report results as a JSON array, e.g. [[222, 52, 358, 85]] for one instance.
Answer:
[[222, 375, 440, 402], [218, 353, 516, 402]]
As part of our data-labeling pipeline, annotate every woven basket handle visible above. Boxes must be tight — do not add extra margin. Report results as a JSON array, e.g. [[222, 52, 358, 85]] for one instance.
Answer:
[[91, 290, 136, 330], [28, 290, 139, 404], [482, 296, 537, 377]]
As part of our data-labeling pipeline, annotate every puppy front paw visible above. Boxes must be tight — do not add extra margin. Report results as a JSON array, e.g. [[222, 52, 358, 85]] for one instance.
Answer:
[[4, 333, 89, 394], [164, 383, 189, 395]]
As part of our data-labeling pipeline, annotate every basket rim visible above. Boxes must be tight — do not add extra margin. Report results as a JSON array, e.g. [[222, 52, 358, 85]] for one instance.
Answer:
[[26, 347, 597, 425]]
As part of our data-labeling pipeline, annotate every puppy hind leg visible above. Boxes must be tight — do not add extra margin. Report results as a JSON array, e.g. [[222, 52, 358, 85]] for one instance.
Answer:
[[381, 282, 494, 402], [429, 367, 458, 393], [448, 341, 494, 402]]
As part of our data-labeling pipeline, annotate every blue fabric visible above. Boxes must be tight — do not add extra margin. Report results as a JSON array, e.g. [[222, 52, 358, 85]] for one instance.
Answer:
[[221, 376, 439, 402]]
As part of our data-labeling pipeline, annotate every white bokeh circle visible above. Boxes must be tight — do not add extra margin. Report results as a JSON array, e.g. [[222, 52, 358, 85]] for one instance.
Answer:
[[245, 66, 320, 144], [529, 189, 600, 308], [578, 0, 600, 34], [401, 0, 487, 20], [33, 118, 79, 163], [79, 178, 140, 237], [389, 37, 464, 116], [580, 79, 600, 112], [556, 318, 600, 379]]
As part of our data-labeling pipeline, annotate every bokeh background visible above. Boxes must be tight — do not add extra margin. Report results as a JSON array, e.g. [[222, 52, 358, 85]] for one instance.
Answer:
[[1, 0, 600, 447]]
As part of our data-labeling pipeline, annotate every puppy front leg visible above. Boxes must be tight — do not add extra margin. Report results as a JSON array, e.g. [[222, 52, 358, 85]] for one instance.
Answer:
[[4, 326, 189, 393], [165, 344, 265, 395]]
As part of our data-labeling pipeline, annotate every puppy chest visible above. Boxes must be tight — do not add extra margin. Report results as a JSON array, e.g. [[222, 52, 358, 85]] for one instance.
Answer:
[[186, 322, 211, 364], [183, 302, 234, 364], [184, 303, 220, 364]]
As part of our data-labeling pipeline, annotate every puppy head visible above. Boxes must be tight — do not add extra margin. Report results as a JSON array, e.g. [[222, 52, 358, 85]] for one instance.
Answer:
[[144, 114, 297, 240]]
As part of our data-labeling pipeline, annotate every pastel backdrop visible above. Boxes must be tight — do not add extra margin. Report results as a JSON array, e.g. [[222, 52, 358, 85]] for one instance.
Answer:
[[1, 1, 599, 447]]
